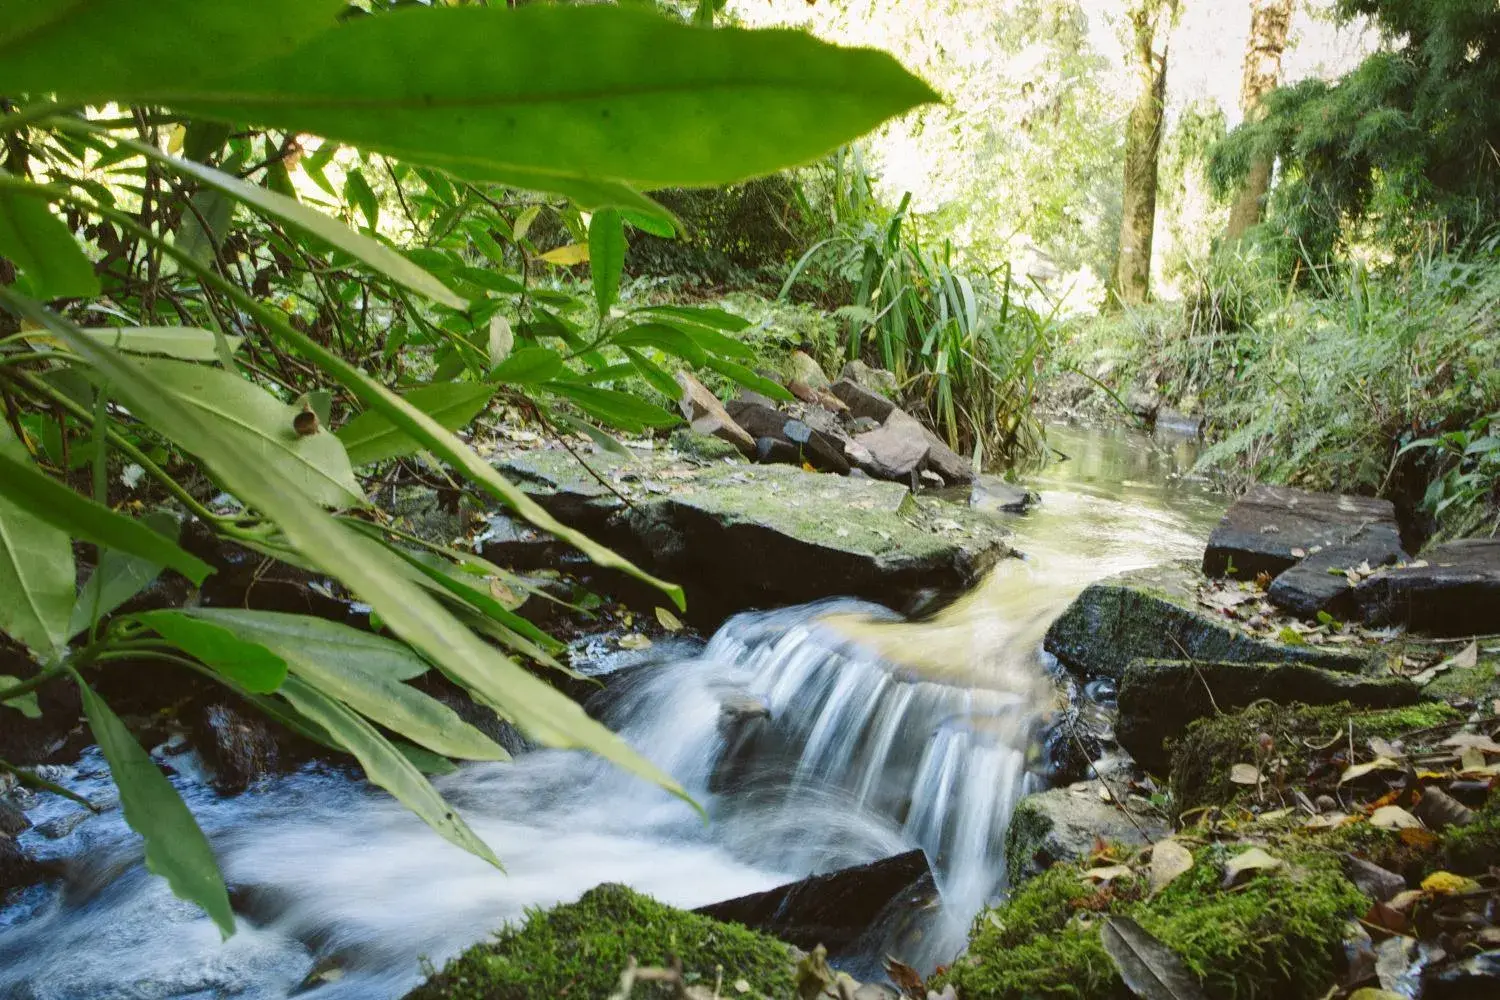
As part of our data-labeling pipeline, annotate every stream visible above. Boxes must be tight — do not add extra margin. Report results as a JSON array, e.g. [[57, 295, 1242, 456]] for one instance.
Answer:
[[0, 423, 1224, 1000]]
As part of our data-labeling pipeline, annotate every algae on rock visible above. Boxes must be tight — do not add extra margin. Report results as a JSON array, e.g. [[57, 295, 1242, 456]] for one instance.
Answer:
[[403, 884, 797, 1000]]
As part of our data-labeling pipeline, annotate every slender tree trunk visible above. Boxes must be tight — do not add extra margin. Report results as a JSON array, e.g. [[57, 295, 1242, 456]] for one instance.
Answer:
[[1111, 0, 1179, 307], [1225, 0, 1295, 241]]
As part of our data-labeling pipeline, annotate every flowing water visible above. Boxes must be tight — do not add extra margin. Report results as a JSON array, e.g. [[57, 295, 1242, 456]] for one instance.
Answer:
[[0, 423, 1224, 1000]]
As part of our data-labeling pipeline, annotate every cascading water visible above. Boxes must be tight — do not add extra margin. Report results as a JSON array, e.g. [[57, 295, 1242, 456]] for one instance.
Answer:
[[0, 423, 1224, 1000]]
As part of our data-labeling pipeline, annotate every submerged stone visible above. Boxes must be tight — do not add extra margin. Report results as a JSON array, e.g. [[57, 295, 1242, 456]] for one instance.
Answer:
[[695, 849, 933, 956], [497, 449, 1011, 621], [1202, 484, 1400, 580], [1115, 658, 1420, 774], [1354, 538, 1500, 636], [1043, 561, 1371, 681]]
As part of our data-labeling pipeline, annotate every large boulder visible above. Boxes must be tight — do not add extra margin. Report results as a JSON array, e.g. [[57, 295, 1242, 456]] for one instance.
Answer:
[[830, 378, 897, 423], [695, 849, 933, 956], [853, 411, 930, 480], [1006, 783, 1168, 885], [1044, 561, 1373, 681], [1355, 539, 1500, 636], [1116, 658, 1421, 774], [498, 449, 1011, 621], [1202, 484, 1401, 580]]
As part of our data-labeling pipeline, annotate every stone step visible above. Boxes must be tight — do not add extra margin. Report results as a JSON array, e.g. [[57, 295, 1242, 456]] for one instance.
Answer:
[[1203, 484, 1400, 580]]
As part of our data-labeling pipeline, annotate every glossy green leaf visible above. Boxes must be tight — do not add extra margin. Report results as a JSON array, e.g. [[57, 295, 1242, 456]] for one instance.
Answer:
[[614, 323, 708, 366], [1, 295, 693, 811], [68, 515, 172, 641], [82, 131, 466, 310], [161, 6, 938, 195], [0, 448, 210, 584], [29, 325, 243, 361], [622, 347, 680, 399], [0, 675, 41, 718], [0, 0, 344, 98], [337, 381, 498, 467], [133, 610, 288, 694], [705, 354, 795, 401], [643, 304, 751, 331], [677, 322, 759, 362], [344, 167, 379, 231], [130, 357, 364, 507], [589, 208, 625, 316], [546, 382, 680, 434], [177, 189, 232, 265], [0, 184, 100, 299], [76, 678, 234, 937], [179, 609, 507, 761], [278, 675, 501, 865], [489, 346, 564, 385], [0, 423, 75, 656]]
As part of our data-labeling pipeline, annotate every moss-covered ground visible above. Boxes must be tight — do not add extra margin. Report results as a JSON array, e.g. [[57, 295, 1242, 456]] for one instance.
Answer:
[[934, 843, 1367, 1000], [403, 884, 797, 1000]]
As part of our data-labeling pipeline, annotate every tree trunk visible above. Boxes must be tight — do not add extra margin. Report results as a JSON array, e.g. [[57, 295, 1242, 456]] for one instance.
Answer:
[[1225, 0, 1295, 241], [1111, 0, 1179, 307]]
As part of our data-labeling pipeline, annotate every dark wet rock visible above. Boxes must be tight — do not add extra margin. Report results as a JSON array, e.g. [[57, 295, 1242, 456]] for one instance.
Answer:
[[1422, 950, 1500, 1000], [474, 510, 572, 572], [0, 646, 85, 766], [1, 835, 58, 898], [726, 398, 794, 444], [781, 414, 852, 475], [840, 361, 899, 400], [1006, 783, 1168, 885], [1267, 529, 1409, 619], [710, 692, 772, 794], [0, 797, 30, 837], [1341, 854, 1406, 903], [830, 377, 897, 424], [1202, 484, 1400, 580], [695, 849, 932, 956], [755, 436, 801, 466], [36, 810, 89, 840], [1043, 561, 1372, 681], [675, 371, 755, 458], [417, 675, 531, 757], [500, 450, 1010, 621], [184, 521, 362, 624], [1354, 538, 1500, 636], [918, 427, 973, 486], [853, 412, 930, 480], [1115, 658, 1420, 774], [192, 702, 284, 794]]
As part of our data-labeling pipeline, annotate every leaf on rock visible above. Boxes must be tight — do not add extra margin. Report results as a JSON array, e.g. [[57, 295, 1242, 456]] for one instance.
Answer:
[[1100, 916, 1210, 1000], [1340, 757, 1404, 784], [1149, 840, 1194, 894], [1369, 805, 1423, 830], [1221, 847, 1282, 887], [1228, 763, 1262, 785], [654, 607, 683, 632], [1081, 864, 1135, 883]]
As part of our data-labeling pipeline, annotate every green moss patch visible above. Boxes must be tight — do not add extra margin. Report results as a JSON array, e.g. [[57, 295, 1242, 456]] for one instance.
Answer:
[[935, 844, 1367, 1000], [1442, 795, 1500, 874], [403, 884, 797, 1000], [1170, 701, 1460, 816]]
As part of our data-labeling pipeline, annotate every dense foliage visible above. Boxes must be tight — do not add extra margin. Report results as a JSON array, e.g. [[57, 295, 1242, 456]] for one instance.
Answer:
[[0, 0, 933, 931]]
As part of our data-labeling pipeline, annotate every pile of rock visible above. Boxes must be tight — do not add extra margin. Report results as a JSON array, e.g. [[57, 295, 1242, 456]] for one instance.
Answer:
[[677, 356, 975, 488]]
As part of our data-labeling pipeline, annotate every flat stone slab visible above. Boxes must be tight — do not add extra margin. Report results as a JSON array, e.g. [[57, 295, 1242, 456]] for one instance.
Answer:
[[1202, 484, 1400, 580], [1266, 529, 1408, 619], [1043, 560, 1373, 681], [1116, 658, 1420, 774], [1355, 539, 1500, 636], [1006, 783, 1168, 886], [695, 849, 932, 956], [495, 447, 1011, 620]]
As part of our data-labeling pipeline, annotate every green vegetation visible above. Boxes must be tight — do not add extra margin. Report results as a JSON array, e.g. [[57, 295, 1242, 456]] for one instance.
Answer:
[[403, 884, 797, 1000], [935, 845, 1366, 1000]]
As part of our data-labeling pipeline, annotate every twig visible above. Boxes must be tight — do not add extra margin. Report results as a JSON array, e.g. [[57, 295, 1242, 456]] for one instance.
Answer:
[[1065, 713, 1153, 841], [1168, 634, 1223, 715]]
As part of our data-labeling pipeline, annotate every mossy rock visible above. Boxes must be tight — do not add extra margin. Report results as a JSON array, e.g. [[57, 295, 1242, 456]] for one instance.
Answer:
[[1042, 561, 1373, 681], [934, 844, 1367, 1000], [669, 429, 747, 462], [1006, 783, 1169, 886], [1169, 701, 1461, 816], [403, 884, 797, 1000], [1442, 795, 1500, 874]]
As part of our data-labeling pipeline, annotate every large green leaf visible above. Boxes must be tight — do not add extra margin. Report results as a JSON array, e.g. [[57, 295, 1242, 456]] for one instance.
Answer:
[[4, 291, 695, 857], [589, 208, 624, 316], [0, 183, 100, 299], [0, 0, 344, 98], [489, 346, 564, 385], [176, 608, 507, 762], [130, 357, 364, 508], [157, 6, 938, 193], [614, 323, 708, 366], [0, 449, 211, 584], [0, 675, 41, 718], [69, 529, 167, 641], [546, 382, 681, 434], [278, 675, 500, 865], [0, 423, 75, 656], [133, 611, 288, 694], [73, 326, 244, 361], [336, 381, 498, 467], [76, 678, 235, 938]]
